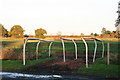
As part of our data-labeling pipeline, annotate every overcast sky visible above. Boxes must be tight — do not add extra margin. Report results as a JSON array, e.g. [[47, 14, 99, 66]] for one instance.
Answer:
[[0, 0, 119, 35]]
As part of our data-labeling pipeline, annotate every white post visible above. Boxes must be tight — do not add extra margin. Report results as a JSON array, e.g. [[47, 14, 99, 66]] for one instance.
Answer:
[[93, 39, 97, 62], [72, 39, 78, 59], [49, 42, 53, 57], [82, 38, 88, 68], [61, 39, 66, 62], [23, 39, 27, 65], [102, 41, 104, 58], [36, 41, 41, 60]]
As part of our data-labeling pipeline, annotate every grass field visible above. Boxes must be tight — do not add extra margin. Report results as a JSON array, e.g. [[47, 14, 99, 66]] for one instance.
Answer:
[[6, 40, 118, 54], [2, 57, 54, 71], [77, 58, 120, 78], [2, 40, 119, 78]]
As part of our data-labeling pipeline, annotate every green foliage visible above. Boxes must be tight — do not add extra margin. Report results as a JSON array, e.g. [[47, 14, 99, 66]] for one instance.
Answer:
[[0, 24, 8, 37], [9, 25, 24, 38], [35, 28, 47, 39], [101, 27, 106, 35], [90, 33, 94, 36], [94, 33, 99, 36], [105, 30, 111, 34], [101, 27, 119, 38]]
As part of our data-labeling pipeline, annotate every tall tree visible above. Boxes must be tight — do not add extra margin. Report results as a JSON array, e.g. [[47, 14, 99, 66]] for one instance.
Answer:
[[9, 25, 24, 38], [35, 28, 47, 39], [101, 27, 106, 35], [90, 33, 94, 36], [0, 24, 8, 37], [105, 30, 111, 34], [94, 33, 98, 36]]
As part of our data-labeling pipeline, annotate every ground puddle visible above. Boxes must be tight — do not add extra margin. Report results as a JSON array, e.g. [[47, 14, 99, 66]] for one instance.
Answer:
[[0, 72, 62, 79]]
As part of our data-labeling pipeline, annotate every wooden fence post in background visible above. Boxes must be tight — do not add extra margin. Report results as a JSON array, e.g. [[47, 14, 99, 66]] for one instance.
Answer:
[[107, 42, 110, 65]]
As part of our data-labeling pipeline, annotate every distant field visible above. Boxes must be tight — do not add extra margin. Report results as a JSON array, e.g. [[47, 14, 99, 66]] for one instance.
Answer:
[[98, 38, 118, 41], [1, 37, 118, 41]]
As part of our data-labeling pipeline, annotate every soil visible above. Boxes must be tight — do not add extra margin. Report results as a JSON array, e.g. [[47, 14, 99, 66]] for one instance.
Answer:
[[3, 52, 102, 75], [20, 58, 85, 75], [18, 52, 102, 75]]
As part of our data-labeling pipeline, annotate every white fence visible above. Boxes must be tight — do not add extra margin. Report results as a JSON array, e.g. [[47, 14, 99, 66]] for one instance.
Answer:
[[23, 37, 105, 68]]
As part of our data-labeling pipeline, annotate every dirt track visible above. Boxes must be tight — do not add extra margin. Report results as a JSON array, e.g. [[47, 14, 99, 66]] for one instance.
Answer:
[[19, 51, 98, 75], [20, 58, 85, 75]]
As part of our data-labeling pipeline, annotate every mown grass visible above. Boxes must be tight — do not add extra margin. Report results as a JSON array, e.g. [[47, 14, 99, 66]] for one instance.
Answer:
[[77, 58, 120, 78], [2, 40, 119, 62], [23, 40, 119, 54], [2, 57, 54, 71], [2, 40, 119, 54]]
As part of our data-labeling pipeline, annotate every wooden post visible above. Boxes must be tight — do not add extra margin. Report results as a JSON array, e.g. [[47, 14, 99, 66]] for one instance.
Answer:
[[102, 41, 105, 58], [107, 42, 110, 65]]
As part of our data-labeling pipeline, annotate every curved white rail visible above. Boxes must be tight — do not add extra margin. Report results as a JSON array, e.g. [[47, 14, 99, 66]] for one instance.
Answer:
[[23, 38, 54, 65], [61, 38, 78, 60], [72, 39, 78, 59], [36, 41, 41, 60], [81, 38, 88, 68], [23, 37, 104, 67], [93, 39, 97, 62], [49, 42, 53, 57], [23, 39, 28, 65], [61, 39, 66, 62]]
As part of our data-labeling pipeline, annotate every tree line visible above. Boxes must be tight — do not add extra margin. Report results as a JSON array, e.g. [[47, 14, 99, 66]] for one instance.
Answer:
[[0, 24, 119, 38], [0, 24, 47, 39], [90, 27, 119, 38]]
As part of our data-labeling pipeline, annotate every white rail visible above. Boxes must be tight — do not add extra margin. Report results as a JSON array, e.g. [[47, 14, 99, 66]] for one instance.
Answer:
[[23, 37, 104, 67], [81, 38, 88, 68], [23, 38, 54, 65], [72, 39, 78, 59], [61, 38, 78, 60], [93, 39, 97, 62], [36, 41, 41, 60], [61, 39, 66, 62], [23, 39, 27, 65], [49, 42, 53, 57]]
